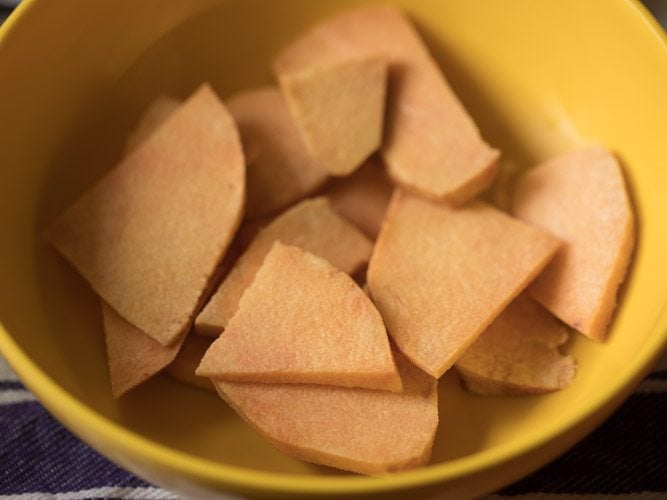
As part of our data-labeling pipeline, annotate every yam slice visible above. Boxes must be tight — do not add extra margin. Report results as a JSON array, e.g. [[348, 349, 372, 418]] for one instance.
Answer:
[[326, 156, 394, 239], [195, 197, 372, 337], [124, 95, 180, 154], [456, 293, 576, 395], [277, 55, 387, 176], [197, 242, 401, 392], [213, 350, 437, 475], [227, 88, 329, 218], [44, 84, 245, 346], [102, 303, 184, 398], [367, 191, 561, 378], [511, 146, 635, 341], [167, 334, 215, 392], [274, 5, 499, 203]]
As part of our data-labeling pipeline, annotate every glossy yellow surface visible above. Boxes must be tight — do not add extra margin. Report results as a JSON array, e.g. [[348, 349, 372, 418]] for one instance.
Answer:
[[0, 0, 666, 497]]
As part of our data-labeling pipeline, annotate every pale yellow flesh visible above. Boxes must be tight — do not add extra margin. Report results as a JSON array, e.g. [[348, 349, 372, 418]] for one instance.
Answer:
[[102, 303, 185, 398], [43, 84, 245, 346], [368, 191, 561, 378], [198, 243, 401, 392], [167, 334, 215, 392], [278, 56, 387, 176], [195, 197, 372, 337], [214, 350, 437, 475], [226, 87, 329, 218], [512, 146, 636, 341], [123, 95, 180, 155], [456, 293, 576, 396], [274, 5, 500, 203], [325, 156, 394, 239]]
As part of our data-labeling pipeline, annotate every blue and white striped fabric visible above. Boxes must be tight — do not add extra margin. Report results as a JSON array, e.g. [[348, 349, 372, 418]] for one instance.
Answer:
[[1, 353, 666, 499], [0, 356, 178, 499]]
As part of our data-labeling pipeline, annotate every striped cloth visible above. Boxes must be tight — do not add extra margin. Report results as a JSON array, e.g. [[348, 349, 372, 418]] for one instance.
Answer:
[[1, 353, 665, 499]]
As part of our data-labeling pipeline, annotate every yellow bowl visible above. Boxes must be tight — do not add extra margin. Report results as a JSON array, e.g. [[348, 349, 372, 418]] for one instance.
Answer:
[[1, 0, 666, 497]]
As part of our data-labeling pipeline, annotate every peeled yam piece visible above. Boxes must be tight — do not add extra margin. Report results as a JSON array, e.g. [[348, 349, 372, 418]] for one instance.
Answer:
[[198, 242, 401, 391], [277, 55, 387, 176], [456, 294, 576, 395], [326, 156, 394, 239], [195, 197, 372, 336], [274, 5, 499, 203], [233, 216, 271, 252], [44, 84, 245, 345], [167, 335, 215, 391], [512, 146, 635, 341], [368, 192, 561, 378], [124, 95, 180, 154], [227, 88, 329, 218], [102, 303, 184, 398], [214, 350, 437, 475]]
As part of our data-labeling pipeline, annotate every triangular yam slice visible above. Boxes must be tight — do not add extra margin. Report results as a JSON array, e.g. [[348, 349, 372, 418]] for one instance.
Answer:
[[326, 156, 394, 239], [227, 88, 329, 218], [274, 5, 499, 203], [197, 242, 401, 392], [213, 350, 437, 475], [195, 197, 372, 336], [512, 146, 635, 341], [44, 84, 245, 345], [456, 294, 576, 395], [124, 95, 180, 154], [167, 334, 215, 392], [367, 192, 561, 378], [102, 303, 184, 398], [277, 55, 387, 176]]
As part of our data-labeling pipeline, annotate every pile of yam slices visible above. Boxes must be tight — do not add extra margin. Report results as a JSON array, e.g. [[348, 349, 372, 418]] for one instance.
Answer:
[[44, 6, 635, 475]]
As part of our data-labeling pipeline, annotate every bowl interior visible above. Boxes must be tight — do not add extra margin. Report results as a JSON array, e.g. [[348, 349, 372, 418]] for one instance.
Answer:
[[1, 0, 667, 487]]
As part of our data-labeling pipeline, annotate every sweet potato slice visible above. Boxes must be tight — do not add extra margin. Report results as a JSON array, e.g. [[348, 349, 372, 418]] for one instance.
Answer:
[[367, 191, 561, 378], [124, 95, 180, 154], [456, 294, 576, 395], [102, 303, 185, 398], [197, 243, 401, 392], [167, 334, 215, 392], [274, 5, 499, 203], [326, 156, 394, 239], [277, 55, 387, 176], [227, 88, 329, 218], [44, 84, 245, 346], [195, 197, 372, 337], [213, 350, 437, 475], [511, 146, 635, 341]]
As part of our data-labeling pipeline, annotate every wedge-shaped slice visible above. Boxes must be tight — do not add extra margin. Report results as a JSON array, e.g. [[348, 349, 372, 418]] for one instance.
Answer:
[[368, 192, 561, 378], [198, 242, 401, 391], [274, 5, 499, 203], [512, 146, 635, 341], [277, 55, 387, 176], [326, 156, 394, 239], [102, 303, 185, 398], [195, 197, 372, 336], [124, 95, 180, 154], [44, 84, 245, 345], [227, 88, 329, 218], [456, 294, 576, 395], [167, 334, 215, 392], [213, 350, 437, 475]]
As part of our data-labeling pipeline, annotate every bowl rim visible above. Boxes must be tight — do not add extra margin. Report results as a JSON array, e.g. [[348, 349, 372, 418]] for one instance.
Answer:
[[1, 0, 666, 495]]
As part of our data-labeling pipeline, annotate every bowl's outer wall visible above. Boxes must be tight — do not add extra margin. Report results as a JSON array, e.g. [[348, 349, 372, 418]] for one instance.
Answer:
[[0, 0, 666, 498]]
